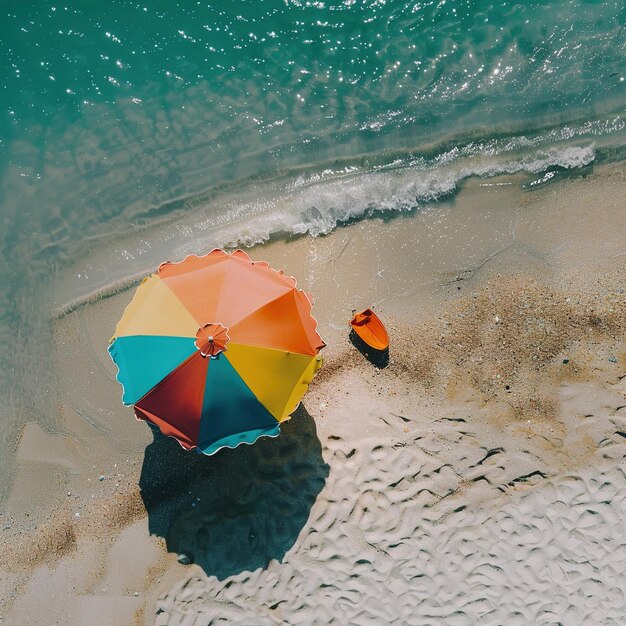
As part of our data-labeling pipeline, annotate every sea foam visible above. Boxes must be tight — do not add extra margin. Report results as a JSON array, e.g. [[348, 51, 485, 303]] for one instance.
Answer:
[[217, 144, 595, 246]]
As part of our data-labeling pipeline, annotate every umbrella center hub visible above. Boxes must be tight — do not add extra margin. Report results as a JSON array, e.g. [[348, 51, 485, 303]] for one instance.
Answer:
[[195, 322, 229, 358]]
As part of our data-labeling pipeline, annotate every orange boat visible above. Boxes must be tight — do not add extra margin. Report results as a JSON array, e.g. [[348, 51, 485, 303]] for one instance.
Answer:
[[350, 308, 389, 351]]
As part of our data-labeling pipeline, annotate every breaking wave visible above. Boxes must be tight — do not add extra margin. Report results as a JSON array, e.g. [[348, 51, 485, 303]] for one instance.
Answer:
[[216, 144, 596, 246]]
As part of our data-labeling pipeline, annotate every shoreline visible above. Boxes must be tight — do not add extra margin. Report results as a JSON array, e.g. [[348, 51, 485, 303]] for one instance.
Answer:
[[47, 137, 608, 317], [1, 161, 625, 624], [50, 158, 624, 322]]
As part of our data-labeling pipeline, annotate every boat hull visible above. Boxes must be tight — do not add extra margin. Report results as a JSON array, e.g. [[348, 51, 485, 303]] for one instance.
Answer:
[[350, 308, 389, 351]]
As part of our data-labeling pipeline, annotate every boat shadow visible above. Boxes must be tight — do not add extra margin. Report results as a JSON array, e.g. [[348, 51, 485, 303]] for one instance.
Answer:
[[349, 329, 389, 368], [138, 405, 329, 580]]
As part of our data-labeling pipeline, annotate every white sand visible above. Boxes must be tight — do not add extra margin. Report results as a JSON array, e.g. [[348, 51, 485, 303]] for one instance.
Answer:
[[1, 164, 625, 625]]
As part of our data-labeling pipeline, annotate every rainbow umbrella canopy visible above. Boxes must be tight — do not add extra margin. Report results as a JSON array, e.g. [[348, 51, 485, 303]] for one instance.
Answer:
[[108, 249, 325, 455]]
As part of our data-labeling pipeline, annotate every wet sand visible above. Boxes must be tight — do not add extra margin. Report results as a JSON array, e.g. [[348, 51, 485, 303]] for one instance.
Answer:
[[1, 163, 625, 624]]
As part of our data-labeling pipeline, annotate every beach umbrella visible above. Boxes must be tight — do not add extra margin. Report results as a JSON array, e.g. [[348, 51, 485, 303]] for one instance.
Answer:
[[108, 249, 325, 455]]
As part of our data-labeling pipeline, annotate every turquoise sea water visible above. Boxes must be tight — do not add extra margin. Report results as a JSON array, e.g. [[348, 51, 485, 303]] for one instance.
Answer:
[[1, 1, 625, 469]]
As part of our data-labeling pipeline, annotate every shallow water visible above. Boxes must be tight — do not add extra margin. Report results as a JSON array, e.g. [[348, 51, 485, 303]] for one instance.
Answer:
[[1, 0, 625, 482]]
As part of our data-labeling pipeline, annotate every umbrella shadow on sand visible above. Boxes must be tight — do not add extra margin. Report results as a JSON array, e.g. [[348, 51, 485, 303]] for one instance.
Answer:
[[139, 405, 329, 580]]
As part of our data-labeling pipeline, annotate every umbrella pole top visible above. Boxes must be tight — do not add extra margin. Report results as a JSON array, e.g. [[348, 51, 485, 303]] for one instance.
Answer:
[[195, 322, 230, 357]]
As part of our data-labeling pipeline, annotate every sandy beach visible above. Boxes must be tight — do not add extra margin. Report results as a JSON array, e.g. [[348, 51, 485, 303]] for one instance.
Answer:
[[1, 163, 625, 624]]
